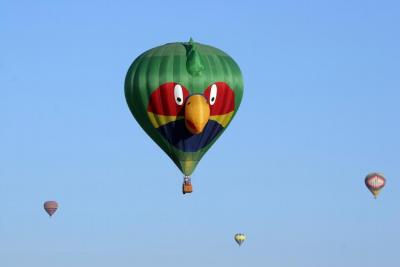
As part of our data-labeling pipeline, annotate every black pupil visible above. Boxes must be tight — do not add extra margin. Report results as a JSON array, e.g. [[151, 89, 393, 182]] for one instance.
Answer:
[[211, 97, 215, 102], [177, 97, 182, 102]]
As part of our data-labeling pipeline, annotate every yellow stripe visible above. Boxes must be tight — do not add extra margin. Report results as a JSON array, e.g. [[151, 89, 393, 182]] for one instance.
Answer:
[[147, 112, 183, 128], [148, 111, 234, 128], [235, 234, 246, 241], [210, 111, 234, 128]]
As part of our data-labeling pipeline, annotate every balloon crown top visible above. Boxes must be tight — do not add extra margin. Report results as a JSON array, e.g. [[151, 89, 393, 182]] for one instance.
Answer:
[[184, 37, 205, 76]]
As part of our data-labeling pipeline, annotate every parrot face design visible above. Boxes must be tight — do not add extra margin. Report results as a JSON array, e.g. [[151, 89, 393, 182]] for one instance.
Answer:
[[147, 82, 235, 152]]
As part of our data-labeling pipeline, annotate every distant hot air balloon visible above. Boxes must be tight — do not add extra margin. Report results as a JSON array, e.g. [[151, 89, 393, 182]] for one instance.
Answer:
[[44, 201, 58, 217], [365, 172, 386, 198], [234, 233, 246, 246], [125, 38, 244, 194]]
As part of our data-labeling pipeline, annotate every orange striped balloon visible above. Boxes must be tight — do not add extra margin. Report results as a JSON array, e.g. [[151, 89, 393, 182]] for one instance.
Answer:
[[365, 173, 386, 198], [44, 201, 58, 217]]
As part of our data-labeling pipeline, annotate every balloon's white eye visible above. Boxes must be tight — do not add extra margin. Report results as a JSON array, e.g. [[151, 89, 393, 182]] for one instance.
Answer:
[[209, 84, 217, 105], [174, 84, 184, 105]]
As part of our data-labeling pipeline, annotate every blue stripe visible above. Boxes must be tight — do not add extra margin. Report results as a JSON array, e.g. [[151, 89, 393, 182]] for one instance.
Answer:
[[157, 120, 223, 152]]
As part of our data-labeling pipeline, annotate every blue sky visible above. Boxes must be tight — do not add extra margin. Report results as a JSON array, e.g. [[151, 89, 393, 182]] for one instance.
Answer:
[[1, 0, 400, 266]]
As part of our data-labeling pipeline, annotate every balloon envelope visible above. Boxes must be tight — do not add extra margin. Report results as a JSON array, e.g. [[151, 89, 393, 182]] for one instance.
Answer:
[[234, 233, 246, 246], [365, 172, 386, 198], [125, 39, 244, 177], [44, 201, 58, 217]]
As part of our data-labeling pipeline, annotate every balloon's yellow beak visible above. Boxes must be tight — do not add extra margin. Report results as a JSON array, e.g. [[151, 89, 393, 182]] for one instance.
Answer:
[[184, 95, 210, 134]]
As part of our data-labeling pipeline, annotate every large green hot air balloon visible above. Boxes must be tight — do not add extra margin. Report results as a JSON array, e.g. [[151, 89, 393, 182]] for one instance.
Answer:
[[125, 39, 244, 194]]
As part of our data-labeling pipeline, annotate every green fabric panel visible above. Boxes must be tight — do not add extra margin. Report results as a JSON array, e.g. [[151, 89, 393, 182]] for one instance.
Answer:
[[125, 41, 244, 176]]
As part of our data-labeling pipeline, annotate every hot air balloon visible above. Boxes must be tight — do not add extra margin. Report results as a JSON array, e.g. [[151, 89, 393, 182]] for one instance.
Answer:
[[125, 38, 244, 194], [234, 233, 246, 246], [44, 201, 58, 217], [365, 172, 386, 198]]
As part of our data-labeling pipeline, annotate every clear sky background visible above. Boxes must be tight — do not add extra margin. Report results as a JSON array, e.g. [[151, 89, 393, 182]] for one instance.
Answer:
[[1, 1, 400, 266]]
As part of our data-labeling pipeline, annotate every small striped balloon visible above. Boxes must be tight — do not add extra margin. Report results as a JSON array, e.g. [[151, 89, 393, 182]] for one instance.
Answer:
[[44, 201, 58, 217], [365, 173, 386, 198], [234, 233, 246, 246]]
